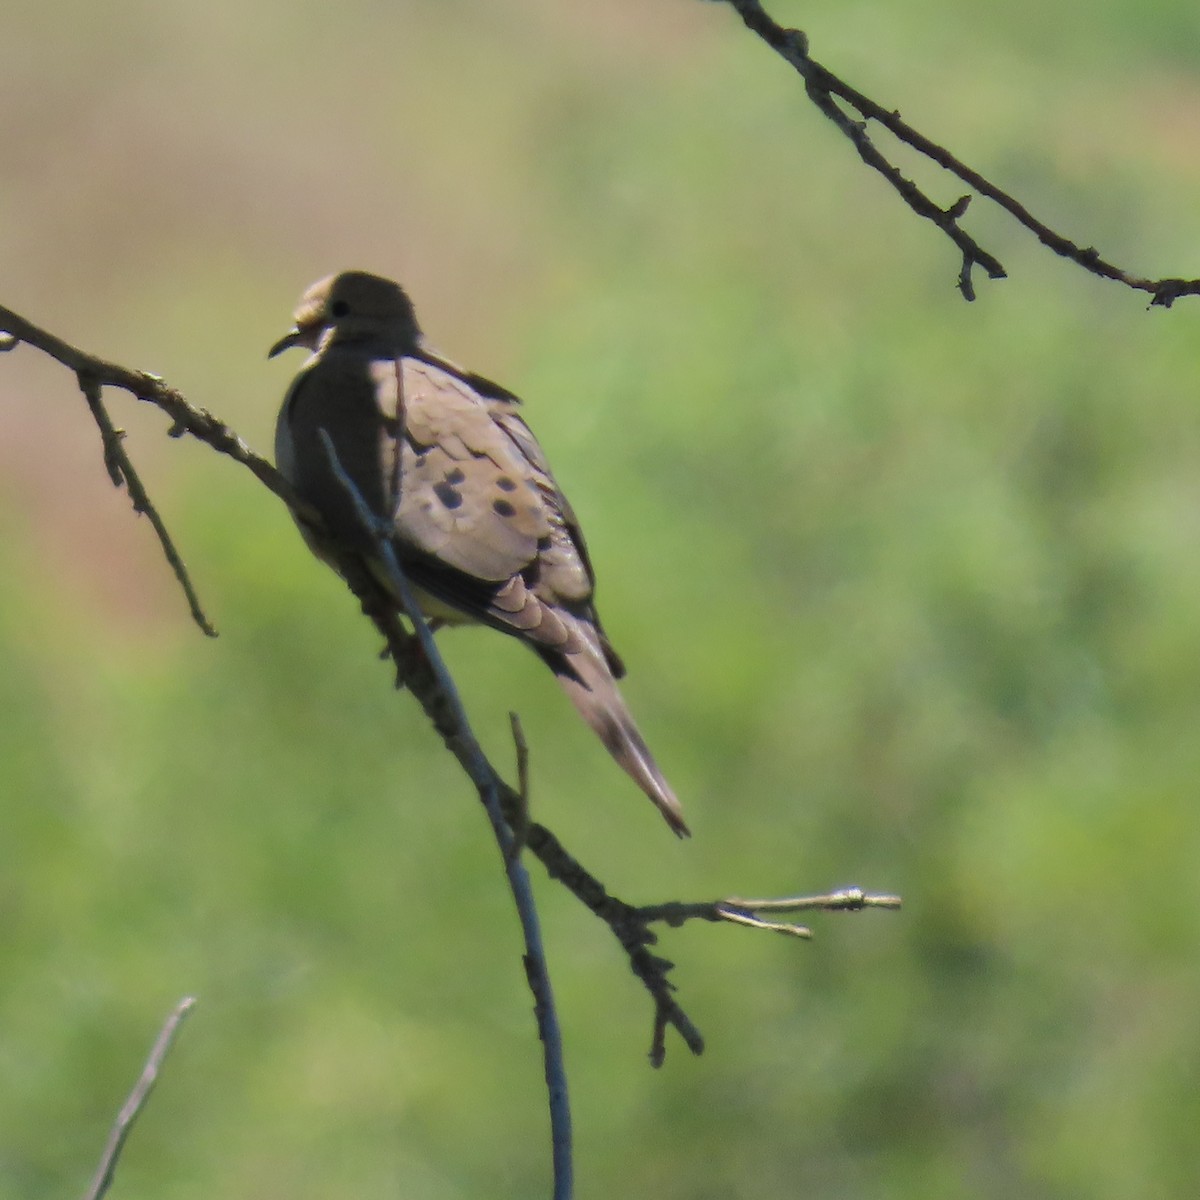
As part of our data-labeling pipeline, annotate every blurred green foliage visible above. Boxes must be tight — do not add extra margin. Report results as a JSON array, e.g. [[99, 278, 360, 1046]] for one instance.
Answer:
[[4, 1, 1200, 1197]]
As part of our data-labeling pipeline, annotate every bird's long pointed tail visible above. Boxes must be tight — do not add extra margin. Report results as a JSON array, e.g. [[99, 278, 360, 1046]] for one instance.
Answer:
[[543, 641, 690, 838]]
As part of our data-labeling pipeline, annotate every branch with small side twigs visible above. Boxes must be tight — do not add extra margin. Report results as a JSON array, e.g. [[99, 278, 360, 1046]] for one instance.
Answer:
[[0, 306, 300, 501], [717, 0, 1200, 306], [0, 300, 319, 641], [78, 372, 218, 637], [321, 530, 731, 1065], [3, 303, 899, 1193], [82, 997, 197, 1200], [319, 429, 576, 1197]]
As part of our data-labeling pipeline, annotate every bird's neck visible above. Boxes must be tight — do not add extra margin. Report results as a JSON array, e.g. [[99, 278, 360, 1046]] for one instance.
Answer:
[[319, 323, 418, 358]]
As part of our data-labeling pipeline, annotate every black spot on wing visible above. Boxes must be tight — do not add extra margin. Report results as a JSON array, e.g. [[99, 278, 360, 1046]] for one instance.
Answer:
[[434, 480, 463, 509], [493, 498, 516, 518]]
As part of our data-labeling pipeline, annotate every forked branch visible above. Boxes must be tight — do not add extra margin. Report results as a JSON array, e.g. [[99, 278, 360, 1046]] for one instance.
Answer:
[[2, 303, 898, 1197], [717, 0, 1200, 305]]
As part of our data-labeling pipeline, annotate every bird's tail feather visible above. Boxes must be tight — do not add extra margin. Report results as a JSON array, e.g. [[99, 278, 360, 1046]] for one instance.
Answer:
[[542, 639, 690, 838]]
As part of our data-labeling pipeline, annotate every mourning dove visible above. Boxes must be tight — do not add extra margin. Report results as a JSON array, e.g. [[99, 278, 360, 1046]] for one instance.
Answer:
[[270, 271, 689, 837]]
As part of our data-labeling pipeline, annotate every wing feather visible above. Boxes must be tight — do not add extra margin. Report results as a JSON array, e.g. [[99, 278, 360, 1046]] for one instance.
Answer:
[[367, 356, 601, 656]]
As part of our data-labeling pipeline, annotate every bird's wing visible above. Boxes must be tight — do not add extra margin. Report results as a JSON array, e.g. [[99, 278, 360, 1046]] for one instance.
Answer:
[[369, 356, 605, 657]]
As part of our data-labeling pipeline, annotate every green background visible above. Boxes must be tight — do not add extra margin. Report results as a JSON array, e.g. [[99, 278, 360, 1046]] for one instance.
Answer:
[[4, 1, 1200, 1196]]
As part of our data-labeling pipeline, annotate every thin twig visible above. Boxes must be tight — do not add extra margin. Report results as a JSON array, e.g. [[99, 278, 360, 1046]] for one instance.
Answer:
[[0, 302, 321, 640], [508, 711, 532, 861], [318, 431, 574, 1200], [520, 819, 708, 1064], [82, 996, 197, 1200], [719, 0, 1200, 306], [78, 373, 218, 637], [723, 887, 903, 913], [0, 305, 301, 502], [640, 886, 904, 939]]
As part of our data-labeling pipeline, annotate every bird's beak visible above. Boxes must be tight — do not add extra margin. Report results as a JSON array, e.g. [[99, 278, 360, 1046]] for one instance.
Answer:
[[267, 327, 305, 359]]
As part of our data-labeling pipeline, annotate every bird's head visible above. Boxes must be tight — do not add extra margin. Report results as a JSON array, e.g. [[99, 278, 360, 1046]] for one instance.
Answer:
[[268, 271, 422, 358]]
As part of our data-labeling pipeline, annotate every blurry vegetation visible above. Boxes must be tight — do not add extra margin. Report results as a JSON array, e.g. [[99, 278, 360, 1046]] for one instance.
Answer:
[[3, 1, 1200, 1198]]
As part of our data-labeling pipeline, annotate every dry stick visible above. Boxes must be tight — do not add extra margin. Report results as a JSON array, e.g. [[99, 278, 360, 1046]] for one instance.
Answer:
[[77, 373, 217, 637], [360, 604, 713, 1066], [0, 301, 311, 639], [1, 303, 899, 1065], [0, 303, 304, 504], [720, 0, 1200, 306], [317, 431, 574, 1200], [641, 886, 904, 939], [82, 997, 197, 1200], [508, 711, 533, 860]]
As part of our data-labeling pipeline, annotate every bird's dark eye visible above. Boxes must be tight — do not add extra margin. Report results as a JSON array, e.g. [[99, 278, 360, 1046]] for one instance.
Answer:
[[330, 299, 350, 318]]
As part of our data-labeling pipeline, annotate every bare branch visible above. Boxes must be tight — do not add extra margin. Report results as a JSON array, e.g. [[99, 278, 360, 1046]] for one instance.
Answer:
[[310, 439, 899, 1069], [318, 430, 575, 1198], [77, 372, 218, 637], [641, 886, 904, 939], [508, 711, 532, 861], [82, 996, 197, 1200], [718, 0, 1200, 305], [0, 302, 325, 640], [0, 303, 311, 507]]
